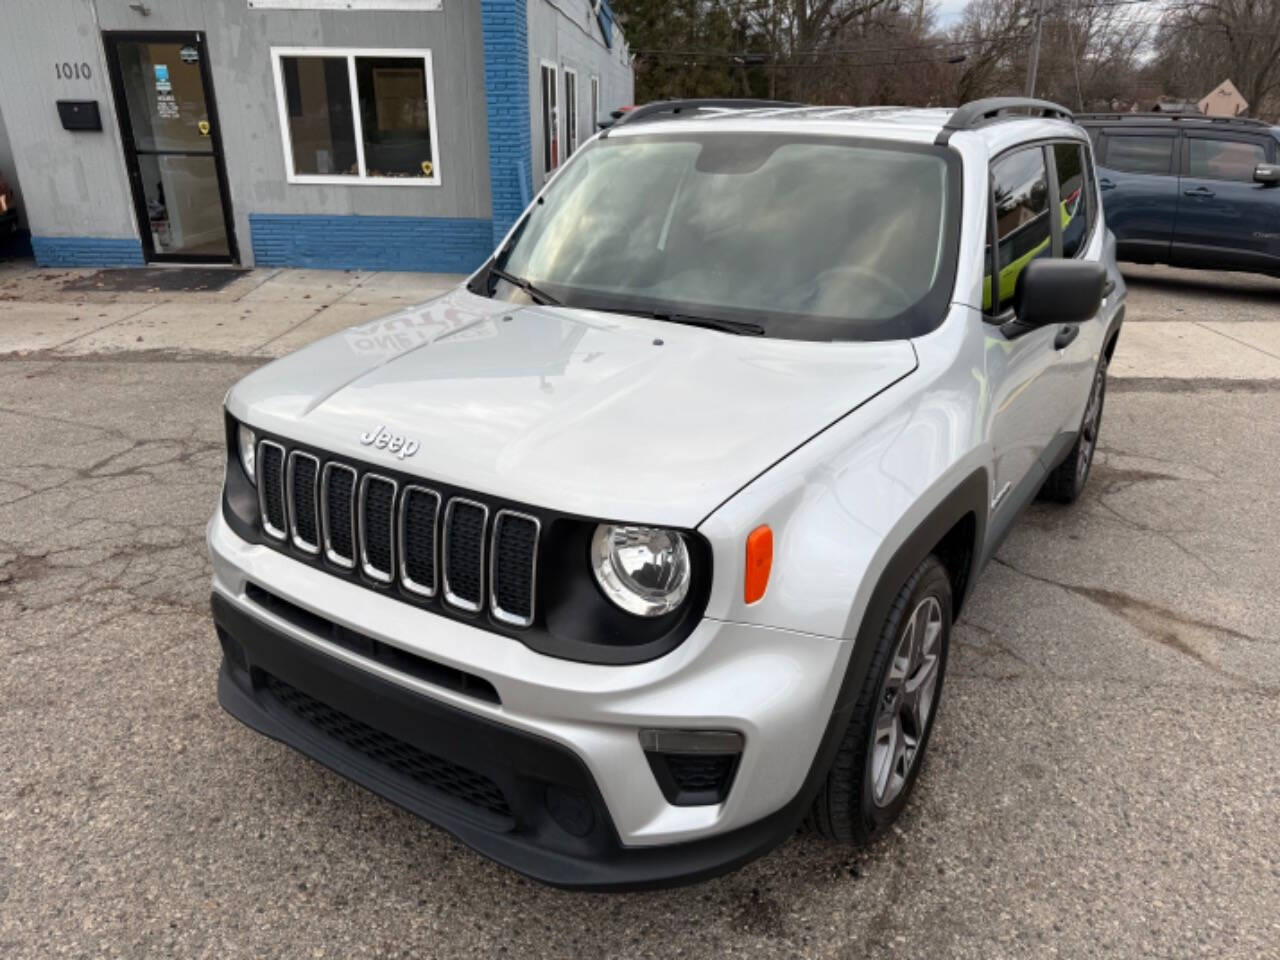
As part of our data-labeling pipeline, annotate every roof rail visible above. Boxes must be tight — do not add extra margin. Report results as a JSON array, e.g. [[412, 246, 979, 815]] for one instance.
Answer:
[[936, 97, 1074, 145], [606, 98, 803, 132], [1074, 112, 1271, 128]]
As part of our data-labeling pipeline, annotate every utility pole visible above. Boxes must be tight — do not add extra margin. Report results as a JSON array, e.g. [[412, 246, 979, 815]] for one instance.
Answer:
[[1026, 0, 1047, 97]]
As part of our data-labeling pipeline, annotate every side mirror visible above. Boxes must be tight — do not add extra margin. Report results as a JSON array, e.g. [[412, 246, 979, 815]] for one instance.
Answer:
[[1254, 163, 1280, 185], [1015, 259, 1106, 327]]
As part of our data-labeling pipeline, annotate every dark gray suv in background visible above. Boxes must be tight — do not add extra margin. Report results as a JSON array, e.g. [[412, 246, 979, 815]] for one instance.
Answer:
[[1077, 113, 1280, 276]]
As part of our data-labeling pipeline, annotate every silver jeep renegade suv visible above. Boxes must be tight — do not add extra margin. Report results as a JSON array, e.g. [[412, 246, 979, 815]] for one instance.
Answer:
[[209, 97, 1125, 889]]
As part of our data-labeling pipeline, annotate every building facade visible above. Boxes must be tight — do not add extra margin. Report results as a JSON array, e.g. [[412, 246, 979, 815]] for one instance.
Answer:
[[0, 0, 631, 272]]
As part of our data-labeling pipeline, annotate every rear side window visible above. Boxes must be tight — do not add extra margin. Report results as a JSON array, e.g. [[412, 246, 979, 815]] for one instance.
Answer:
[[1187, 138, 1266, 182], [1102, 135, 1174, 175], [1054, 143, 1091, 258], [991, 147, 1051, 311]]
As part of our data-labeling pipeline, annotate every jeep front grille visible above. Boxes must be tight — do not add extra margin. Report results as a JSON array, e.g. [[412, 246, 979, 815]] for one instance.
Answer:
[[256, 437, 540, 628]]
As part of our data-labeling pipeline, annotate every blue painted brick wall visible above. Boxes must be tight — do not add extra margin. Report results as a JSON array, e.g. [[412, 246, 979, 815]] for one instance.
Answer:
[[31, 236, 145, 268], [249, 214, 493, 273], [481, 0, 534, 249]]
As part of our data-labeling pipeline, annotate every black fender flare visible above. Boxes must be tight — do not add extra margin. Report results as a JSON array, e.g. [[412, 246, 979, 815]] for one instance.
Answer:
[[828, 467, 988, 720], [753, 467, 991, 838]]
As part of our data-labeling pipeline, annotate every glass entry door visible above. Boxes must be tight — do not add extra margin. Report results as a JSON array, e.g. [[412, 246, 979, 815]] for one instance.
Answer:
[[105, 33, 236, 262]]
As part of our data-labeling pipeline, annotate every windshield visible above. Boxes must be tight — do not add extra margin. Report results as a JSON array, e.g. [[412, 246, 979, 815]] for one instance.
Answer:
[[489, 132, 959, 341]]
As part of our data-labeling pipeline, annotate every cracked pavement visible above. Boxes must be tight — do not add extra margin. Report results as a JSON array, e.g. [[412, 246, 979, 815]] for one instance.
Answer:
[[1, 263, 1278, 958]]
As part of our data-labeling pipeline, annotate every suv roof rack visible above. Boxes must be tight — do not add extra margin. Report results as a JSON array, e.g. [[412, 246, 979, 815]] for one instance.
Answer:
[[605, 98, 803, 133], [935, 97, 1074, 145], [1074, 112, 1271, 128]]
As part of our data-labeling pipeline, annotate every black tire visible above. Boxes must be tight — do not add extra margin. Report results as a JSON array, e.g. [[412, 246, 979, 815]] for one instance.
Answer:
[[1041, 358, 1107, 504], [807, 555, 952, 845]]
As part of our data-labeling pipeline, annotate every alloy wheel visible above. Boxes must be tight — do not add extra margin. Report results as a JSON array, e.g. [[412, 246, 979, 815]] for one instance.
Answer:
[[1077, 365, 1106, 486], [871, 595, 943, 807]]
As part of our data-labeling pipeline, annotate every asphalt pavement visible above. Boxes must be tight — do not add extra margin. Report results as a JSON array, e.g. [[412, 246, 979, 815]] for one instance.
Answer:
[[0, 263, 1277, 958]]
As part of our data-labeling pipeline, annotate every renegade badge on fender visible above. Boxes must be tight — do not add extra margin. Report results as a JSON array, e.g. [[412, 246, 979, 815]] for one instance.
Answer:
[[209, 97, 1125, 889]]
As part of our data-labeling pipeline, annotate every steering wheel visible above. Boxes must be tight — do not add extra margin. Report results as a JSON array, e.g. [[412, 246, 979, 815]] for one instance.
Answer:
[[806, 264, 914, 315]]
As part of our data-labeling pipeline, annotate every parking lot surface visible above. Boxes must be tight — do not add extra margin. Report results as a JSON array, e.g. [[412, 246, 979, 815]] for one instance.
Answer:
[[1, 263, 1278, 958]]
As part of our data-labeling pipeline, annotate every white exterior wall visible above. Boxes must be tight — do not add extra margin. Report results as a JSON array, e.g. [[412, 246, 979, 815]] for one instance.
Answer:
[[528, 0, 633, 186]]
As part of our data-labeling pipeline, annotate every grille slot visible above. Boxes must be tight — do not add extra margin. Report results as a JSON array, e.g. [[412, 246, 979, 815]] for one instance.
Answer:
[[491, 511, 540, 627], [287, 452, 320, 554], [264, 675, 514, 827], [443, 499, 488, 612], [399, 486, 441, 597], [321, 463, 357, 568], [257, 441, 287, 540], [359, 474, 397, 583]]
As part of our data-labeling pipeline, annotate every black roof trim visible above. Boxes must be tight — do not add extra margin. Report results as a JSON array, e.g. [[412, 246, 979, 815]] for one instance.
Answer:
[[603, 98, 804, 136], [1075, 112, 1271, 129], [936, 97, 1074, 145]]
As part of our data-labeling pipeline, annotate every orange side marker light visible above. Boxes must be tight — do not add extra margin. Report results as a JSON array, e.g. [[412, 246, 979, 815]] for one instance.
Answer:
[[744, 525, 773, 604]]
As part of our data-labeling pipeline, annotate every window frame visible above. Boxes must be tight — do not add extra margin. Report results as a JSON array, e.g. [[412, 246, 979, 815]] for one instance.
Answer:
[[1097, 130, 1178, 177], [986, 142, 1055, 319], [590, 75, 600, 135], [539, 59, 561, 177], [563, 66, 579, 158], [1181, 131, 1273, 183], [270, 46, 442, 187], [985, 137, 1098, 321], [1052, 140, 1094, 261]]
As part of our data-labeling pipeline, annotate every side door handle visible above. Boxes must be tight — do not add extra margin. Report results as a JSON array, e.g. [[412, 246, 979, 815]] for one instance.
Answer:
[[1183, 186, 1215, 199], [1099, 178, 1116, 191], [1103, 277, 1116, 298], [1054, 325, 1080, 350]]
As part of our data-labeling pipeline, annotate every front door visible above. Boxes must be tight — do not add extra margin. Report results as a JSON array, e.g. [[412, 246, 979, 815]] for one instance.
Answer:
[[105, 33, 237, 263], [985, 145, 1064, 517]]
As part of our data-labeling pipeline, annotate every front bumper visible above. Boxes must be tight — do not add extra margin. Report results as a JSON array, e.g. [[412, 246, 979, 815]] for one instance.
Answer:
[[208, 512, 851, 888]]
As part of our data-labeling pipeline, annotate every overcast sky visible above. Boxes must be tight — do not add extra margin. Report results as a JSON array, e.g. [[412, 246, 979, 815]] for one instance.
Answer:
[[935, 0, 969, 28]]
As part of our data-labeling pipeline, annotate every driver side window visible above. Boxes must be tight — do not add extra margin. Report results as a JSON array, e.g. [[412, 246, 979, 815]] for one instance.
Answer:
[[990, 147, 1052, 313]]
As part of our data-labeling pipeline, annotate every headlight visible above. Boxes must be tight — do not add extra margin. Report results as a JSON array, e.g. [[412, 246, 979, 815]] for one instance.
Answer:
[[237, 424, 257, 485], [591, 524, 691, 617]]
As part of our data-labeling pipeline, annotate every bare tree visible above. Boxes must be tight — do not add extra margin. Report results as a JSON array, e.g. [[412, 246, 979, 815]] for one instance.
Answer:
[[1152, 0, 1280, 118], [948, 0, 1034, 102], [737, 0, 906, 99]]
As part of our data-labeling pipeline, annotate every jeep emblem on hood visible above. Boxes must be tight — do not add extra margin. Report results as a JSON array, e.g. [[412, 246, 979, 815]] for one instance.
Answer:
[[360, 425, 420, 460]]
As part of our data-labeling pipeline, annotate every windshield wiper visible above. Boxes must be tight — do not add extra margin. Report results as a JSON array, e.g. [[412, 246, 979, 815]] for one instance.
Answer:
[[642, 311, 766, 337], [487, 265, 562, 306]]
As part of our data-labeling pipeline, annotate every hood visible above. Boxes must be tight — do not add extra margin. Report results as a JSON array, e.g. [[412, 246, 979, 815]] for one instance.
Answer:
[[228, 289, 917, 527]]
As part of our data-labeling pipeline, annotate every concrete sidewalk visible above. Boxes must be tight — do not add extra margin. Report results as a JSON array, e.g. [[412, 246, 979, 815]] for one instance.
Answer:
[[1, 260, 1277, 379], [0, 261, 464, 359], [1106, 263, 1280, 381]]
